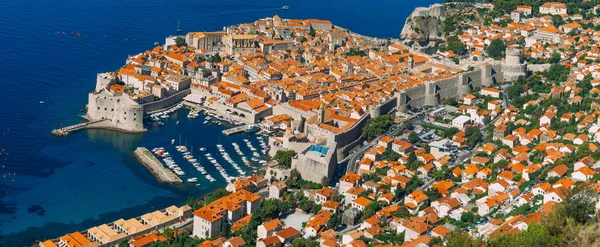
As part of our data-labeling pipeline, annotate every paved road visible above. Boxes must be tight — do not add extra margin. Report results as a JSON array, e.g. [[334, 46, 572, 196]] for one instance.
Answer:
[[345, 107, 440, 174]]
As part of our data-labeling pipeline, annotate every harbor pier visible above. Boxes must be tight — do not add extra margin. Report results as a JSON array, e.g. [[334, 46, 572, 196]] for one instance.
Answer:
[[51, 118, 147, 136], [133, 147, 182, 185], [51, 119, 108, 136], [222, 125, 250, 136]]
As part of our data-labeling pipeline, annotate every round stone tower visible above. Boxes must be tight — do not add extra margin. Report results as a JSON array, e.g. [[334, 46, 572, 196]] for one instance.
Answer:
[[502, 49, 527, 81]]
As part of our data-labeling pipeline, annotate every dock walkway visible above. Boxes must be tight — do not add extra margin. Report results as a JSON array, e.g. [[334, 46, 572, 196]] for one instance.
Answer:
[[223, 125, 250, 136], [133, 147, 182, 185], [51, 119, 109, 136]]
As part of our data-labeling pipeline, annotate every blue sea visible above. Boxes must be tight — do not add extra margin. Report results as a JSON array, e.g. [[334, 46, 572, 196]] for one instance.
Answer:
[[0, 0, 437, 245]]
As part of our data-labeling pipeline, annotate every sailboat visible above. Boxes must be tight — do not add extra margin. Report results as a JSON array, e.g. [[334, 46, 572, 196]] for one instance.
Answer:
[[176, 20, 182, 33]]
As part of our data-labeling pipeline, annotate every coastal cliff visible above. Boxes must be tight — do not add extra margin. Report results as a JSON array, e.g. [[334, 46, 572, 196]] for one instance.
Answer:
[[400, 3, 481, 42], [400, 4, 446, 42]]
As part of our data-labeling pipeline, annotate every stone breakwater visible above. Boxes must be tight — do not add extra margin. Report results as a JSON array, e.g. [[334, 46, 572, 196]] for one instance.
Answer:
[[133, 147, 182, 185]]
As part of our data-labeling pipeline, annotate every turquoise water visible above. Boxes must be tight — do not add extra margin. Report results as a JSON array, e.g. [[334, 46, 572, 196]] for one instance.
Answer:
[[0, 0, 437, 245]]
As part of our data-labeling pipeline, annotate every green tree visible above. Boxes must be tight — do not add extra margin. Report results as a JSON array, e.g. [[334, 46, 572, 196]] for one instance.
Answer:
[[429, 237, 444, 247], [394, 183, 404, 200], [220, 219, 231, 238], [321, 176, 329, 187], [492, 160, 509, 171], [118, 240, 129, 247], [273, 150, 297, 168], [447, 35, 466, 55], [564, 188, 598, 224], [487, 38, 506, 60], [211, 53, 222, 63], [446, 230, 484, 247], [287, 168, 301, 188], [381, 148, 402, 161], [408, 131, 420, 144], [361, 202, 380, 221], [327, 212, 342, 230], [460, 212, 475, 224], [362, 115, 394, 139], [308, 27, 316, 37], [162, 227, 174, 240], [291, 238, 319, 247], [175, 36, 186, 47], [465, 126, 482, 147]]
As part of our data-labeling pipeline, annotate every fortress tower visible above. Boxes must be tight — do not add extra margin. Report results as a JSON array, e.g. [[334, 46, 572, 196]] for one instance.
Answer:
[[502, 49, 527, 81]]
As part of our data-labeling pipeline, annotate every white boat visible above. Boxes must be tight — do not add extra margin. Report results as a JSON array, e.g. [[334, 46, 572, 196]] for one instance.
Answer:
[[171, 139, 175, 145], [200, 147, 206, 151], [187, 178, 198, 183]]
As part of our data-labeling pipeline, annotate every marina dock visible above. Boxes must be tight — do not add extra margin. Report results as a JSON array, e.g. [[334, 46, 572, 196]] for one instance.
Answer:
[[133, 147, 182, 185], [222, 125, 250, 136]]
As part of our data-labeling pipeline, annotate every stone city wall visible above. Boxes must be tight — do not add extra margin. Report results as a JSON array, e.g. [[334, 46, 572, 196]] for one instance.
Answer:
[[142, 88, 191, 114], [397, 63, 503, 111]]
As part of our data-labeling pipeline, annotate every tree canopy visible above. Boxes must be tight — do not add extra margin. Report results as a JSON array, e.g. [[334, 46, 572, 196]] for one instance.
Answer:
[[487, 38, 506, 60], [363, 114, 394, 139], [273, 150, 297, 168], [175, 36, 186, 47]]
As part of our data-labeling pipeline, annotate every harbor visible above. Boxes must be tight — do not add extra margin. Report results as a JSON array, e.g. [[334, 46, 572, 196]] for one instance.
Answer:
[[133, 147, 182, 185], [133, 103, 271, 187], [222, 124, 251, 136]]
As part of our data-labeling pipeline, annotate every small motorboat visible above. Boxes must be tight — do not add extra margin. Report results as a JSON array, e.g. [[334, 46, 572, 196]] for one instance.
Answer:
[[171, 139, 175, 145], [282, 6, 289, 10], [39, 101, 44, 104]]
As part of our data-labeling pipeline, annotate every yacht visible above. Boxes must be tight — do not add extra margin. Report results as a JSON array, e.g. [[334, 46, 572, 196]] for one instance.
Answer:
[[187, 177, 198, 183]]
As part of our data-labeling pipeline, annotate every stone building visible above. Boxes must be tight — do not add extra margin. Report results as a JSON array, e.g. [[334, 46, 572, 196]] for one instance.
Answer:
[[502, 49, 527, 81]]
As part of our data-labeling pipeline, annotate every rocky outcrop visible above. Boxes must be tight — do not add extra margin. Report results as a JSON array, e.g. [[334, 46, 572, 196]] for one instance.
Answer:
[[400, 4, 446, 42], [400, 3, 480, 42]]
